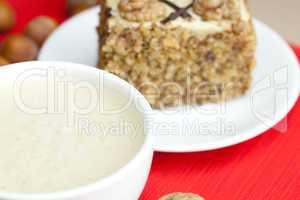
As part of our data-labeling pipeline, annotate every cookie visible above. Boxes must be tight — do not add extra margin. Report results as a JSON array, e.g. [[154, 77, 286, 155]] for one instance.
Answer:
[[159, 192, 205, 200]]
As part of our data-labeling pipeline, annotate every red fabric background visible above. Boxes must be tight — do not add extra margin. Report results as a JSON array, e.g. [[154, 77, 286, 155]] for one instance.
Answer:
[[1, 1, 300, 199]]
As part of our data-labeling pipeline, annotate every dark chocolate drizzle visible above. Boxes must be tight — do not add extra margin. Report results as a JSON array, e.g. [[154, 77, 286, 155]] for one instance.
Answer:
[[160, 0, 195, 24], [107, 7, 112, 18]]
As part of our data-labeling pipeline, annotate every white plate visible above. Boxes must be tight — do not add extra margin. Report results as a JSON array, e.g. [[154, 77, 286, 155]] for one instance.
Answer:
[[39, 7, 300, 152]]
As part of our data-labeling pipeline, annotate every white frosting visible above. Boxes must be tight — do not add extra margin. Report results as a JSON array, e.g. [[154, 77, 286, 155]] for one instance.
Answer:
[[107, 0, 250, 35], [239, 0, 250, 21]]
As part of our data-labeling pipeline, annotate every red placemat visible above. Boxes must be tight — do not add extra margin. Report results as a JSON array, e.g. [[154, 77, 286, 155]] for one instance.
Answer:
[[1, 1, 300, 199]]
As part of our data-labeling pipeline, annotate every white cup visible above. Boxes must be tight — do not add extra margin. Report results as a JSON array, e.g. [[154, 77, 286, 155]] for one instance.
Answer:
[[0, 61, 154, 200]]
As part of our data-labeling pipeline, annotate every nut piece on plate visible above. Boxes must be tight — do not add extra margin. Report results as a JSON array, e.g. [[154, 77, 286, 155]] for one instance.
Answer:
[[0, 0, 16, 33], [24, 16, 58, 47], [0, 56, 10, 66], [118, 0, 166, 22], [67, 0, 98, 16], [159, 192, 205, 200], [1, 34, 39, 63]]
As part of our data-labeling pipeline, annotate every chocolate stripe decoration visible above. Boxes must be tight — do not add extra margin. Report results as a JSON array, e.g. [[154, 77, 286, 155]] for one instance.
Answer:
[[160, 0, 194, 24]]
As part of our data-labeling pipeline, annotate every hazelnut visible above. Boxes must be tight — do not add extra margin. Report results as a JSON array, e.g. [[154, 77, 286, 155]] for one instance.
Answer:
[[0, 56, 9, 66], [1, 34, 39, 63], [0, 0, 16, 33], [67, 0, 98, 16], [24, 16, 58, 46]]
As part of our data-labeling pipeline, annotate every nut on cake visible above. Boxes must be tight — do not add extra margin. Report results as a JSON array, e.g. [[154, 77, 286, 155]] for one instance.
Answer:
[[98, 0, 256, 109]]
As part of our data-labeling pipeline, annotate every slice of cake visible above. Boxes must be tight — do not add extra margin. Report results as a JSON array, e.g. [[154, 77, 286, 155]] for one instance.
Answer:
[[98, 0, 256, 109]]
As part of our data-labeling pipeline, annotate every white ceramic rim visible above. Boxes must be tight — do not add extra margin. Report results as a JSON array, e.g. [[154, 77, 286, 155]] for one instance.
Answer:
[[0, 61, 153, 200]]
